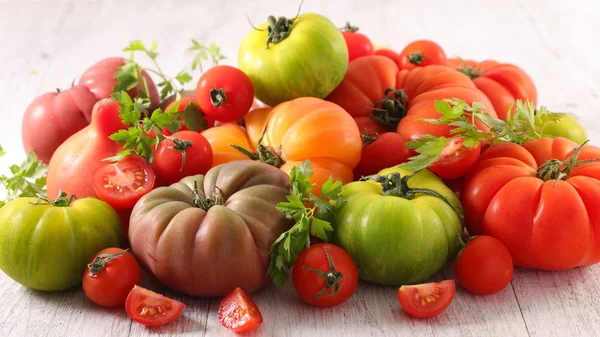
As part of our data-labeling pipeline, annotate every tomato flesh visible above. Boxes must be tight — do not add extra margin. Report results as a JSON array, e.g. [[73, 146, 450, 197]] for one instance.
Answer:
[[218, 287, 263, 333], [125, 285, 185, 327], [92, 155, 156, 209], [429, 138, 481, 179], [397, 280, 456, 318]]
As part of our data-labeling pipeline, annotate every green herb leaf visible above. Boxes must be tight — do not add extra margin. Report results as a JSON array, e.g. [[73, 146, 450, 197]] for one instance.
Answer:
[[399, 136, 448, 172], [0, 145, 5, 157], [113, 60, 140, 92], [175, 102, 208, 132], [0, 150, 48, 207], [175, 70, 193, 86], [186, 39, 226, 73]]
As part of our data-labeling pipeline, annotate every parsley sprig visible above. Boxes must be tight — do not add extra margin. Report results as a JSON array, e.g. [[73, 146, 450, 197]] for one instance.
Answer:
[[268, 160, 347, 287], [400, 99, 561, 172], [107, 91, 207, 163], [0, 148, 47, 207]]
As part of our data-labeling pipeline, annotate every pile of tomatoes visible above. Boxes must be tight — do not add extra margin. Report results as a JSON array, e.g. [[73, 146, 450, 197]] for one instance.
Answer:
[[4, 7, 600, 333]]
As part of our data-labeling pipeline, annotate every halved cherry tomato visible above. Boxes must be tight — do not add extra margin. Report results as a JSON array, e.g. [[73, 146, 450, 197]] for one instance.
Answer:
[[92, 155, 156, 209], [218, 287, 263, 333], [429, 138, 481, 179], [397, 280, 456, 319], [398, 40, 447, 70], [125, 285, 186, 327], [196, 65, 254, 122]]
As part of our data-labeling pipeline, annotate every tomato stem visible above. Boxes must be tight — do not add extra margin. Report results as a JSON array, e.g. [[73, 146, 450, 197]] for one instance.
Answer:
[[191, 181, 223, 210], [166, 136, 193, 172], [454, 58, 481, 79], [341, 22, 359, 33], [361, 130, 379, 146], [536, 140, 599, 183], [407, 51, 430, 66], [87, 249, 128, 277], [371, 88, 408, 130], [230, 128, 282, 167], [29, 190, 76, 207], [209, 88, 227, 107], [304, 246, 344, 301]]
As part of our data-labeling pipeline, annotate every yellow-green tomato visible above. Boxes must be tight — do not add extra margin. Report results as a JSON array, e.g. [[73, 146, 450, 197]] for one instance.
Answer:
[[0, 195, 121, 291], [540, 113, 587, 144], [333, 167, 463, 285], [238, 13, 348, 107]]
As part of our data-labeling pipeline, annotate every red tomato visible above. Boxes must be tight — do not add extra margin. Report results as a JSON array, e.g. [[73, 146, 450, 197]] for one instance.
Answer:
[[92, 155, 156, 209], [374, 48, 400, 64], [454, 236, 514, 295], [429, 138, 481, 179], [218, 287, 263, 333], [152, 131, 213, 184], [398, 40, 447, 70], [163, 97, 213, 136], [397, 280, 456, 318], [125, 286, 186, 327], [355, 132, 413, 177], [82, 248, 141, 307], [341, 24, 374, 62], [196, 65, 254, 122], [292, 243, 358, 307]]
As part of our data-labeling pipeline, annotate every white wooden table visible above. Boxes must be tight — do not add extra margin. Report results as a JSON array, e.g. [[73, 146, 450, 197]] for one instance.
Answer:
[[1, 0, 599, 336]]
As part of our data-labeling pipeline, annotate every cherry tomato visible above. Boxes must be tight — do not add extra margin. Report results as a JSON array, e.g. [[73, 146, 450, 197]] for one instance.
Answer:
[[92, 155, 156, 209], [355, 132, 414, 177], [196, 65, 254, 122], [218, 287, 263, 333], [82, 248, 141, 307], [292, 243, 358, 308], [374, 48, 400, 64], [125, 285, 186, 327], [454, 236, 514, 295], [398, 40, 447, 70], [397, 280, 456, 319], [163, 97, 213, 136], [152, 130, 213, 184], [341, 23, 374, 62], [429, 138, 481, 179]]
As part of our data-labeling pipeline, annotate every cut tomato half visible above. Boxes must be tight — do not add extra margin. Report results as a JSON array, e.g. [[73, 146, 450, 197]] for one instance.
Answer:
[[429, 138, 481, 179], [397, 280, 456, 318], [125, 285, 185, 327], [92, 155, 156, 209], [218, 287, 263, 333]]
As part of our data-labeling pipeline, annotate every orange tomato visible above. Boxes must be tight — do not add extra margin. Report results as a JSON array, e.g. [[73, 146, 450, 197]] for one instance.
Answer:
[[201, 123, 254, 168]]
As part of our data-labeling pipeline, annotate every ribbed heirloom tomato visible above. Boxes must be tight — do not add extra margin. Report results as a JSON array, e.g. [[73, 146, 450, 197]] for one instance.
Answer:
[[462, 137, 600, 270]]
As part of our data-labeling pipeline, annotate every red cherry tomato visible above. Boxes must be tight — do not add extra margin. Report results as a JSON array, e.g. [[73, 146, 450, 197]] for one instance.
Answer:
[[374, 48, 400, 64], [341, 24, 374, 62], [292, 243, 358, 308], [125, 286, 186, 327], [163, 97, 213, 136], [454, 236, 514, 295], [429, 138, 481, 179], [92, 155, 156, 209], [196, 65, 254, 122], [152, 130, 213, 184], [82, 248, 141, 307], [356, 132, 414, 177], [218, 287, 263, 333], [398, 40, 447, 70], [397, 280, 456, 318]]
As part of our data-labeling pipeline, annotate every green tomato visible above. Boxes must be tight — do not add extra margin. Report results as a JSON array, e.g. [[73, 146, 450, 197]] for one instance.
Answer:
[[238, 13, 348, 107], [0, 195, 121, 291], [539, 113, 587, 144], [333, 167, 463, 285]]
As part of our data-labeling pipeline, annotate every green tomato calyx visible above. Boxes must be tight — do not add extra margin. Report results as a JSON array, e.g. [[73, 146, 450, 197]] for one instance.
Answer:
[[407, 51, 429, 66], [87, 249, 128, 277], [230, 128, 282, 167], [371, 88, 408, 130], [454, 58, 481, 79], [361, 130, 379, 146], [209, 88, 227, 107], [304, 246, 344, 301], [341, 22, 359, 33], [536, 140, 599, 183], [29, 190, 76, 207], [165, 136, 193, 172], [192, 181, 223, 211]]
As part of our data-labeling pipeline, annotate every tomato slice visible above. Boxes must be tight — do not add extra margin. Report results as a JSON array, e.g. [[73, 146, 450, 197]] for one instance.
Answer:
[[218, 287, 263, 333], [125, 285, 186, 327], [92, 155, 156, 209], [397, 280, 456, 318], [429, 138, 481, 179]]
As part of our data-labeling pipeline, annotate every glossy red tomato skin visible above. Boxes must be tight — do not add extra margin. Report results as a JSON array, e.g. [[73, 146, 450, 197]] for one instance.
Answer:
[[218, 287, 263, 333], [125, 286, 186, 327], [292, 243, 358, 308], [453, 236, 514, 295], [196, 65, 254, 123], [342, 31, 375, 62], [374, 48, 400, 64], [398, 40, 447, 70], [22, 86, 97, 163], [429, 138, 482, 179], [397, 280, 456, 318], [152, 131, 213, 184], [82, 248, 141, 307], [163, 97, 214, 136], [92, 155, 156, 209], [355, 132, 414, 177]]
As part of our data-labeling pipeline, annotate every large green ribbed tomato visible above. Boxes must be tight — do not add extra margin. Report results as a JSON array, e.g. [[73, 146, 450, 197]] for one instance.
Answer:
[[539, 113, 587, 144], [0, 193, 121, 291], [238, 13, 348, 106], [333, 167, 463, 285]]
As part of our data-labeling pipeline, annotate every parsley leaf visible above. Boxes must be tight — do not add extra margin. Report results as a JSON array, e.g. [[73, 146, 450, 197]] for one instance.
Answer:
[[267, 160, 347, 287], [186, 40, 226, 73], [0, 150, 48, 207]]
